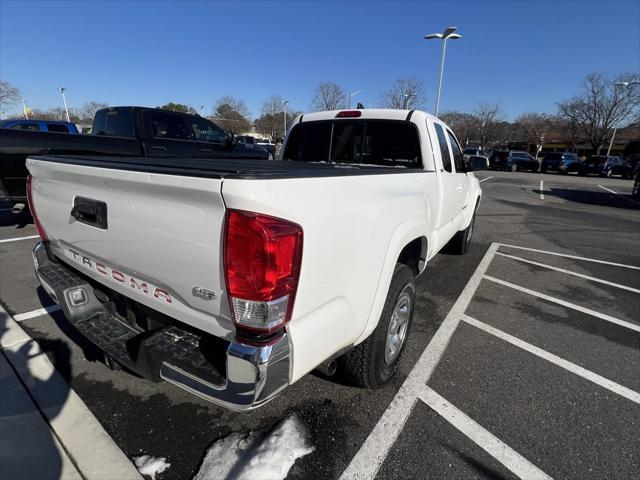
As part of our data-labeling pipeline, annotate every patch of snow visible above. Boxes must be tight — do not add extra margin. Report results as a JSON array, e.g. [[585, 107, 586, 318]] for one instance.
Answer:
[[134, 455, 171, 480], [193, 414, 314, 480]]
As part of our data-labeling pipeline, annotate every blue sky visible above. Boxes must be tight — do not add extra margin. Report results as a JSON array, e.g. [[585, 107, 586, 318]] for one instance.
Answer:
[[1, 0, 638, 120]]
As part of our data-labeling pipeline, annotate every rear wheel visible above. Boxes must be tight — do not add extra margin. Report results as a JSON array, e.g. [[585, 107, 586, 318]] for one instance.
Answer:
[[633, 176, 640, 198], [340, 264, 415, 389], [445, 206, 476, 255]]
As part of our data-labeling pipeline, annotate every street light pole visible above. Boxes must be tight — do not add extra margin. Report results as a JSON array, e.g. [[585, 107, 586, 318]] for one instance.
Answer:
[[606, 80, 640, 156], [349, 90, 362, 109], [425, 26, 462, 117], [200, 105, 205, 116], [282, 100, 289, 140], [58, 87, 71, 123]]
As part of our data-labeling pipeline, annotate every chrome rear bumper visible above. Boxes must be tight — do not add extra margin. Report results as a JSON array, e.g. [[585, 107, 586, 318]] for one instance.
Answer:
[[32, 241, 290, 411]]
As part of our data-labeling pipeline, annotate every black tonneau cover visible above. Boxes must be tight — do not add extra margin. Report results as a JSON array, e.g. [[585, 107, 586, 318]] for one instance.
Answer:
[[29, 155, 421, 179]]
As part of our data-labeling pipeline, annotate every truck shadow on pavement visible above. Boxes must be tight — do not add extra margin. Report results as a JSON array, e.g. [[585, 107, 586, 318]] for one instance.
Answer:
[[534, 188, 639, 210], [1, 312, 72, 480]]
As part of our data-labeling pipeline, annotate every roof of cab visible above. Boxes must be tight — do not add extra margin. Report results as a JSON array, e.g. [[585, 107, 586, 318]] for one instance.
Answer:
[[297, 108, 436, 123]]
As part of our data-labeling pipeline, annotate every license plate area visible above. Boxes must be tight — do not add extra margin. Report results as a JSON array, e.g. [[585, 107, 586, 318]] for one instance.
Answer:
[[71, 196, 108, 229]]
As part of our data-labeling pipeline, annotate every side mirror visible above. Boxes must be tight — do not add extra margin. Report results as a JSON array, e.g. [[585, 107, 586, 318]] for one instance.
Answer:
[[469, 156, 488, 171]]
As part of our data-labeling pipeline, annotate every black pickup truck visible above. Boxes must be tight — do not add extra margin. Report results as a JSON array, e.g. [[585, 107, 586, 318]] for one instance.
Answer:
[[0, 106, 268, 209]]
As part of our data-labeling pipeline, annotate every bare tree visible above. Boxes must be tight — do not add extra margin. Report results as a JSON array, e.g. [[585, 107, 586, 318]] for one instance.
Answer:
[[80, 101, 109, 122], [380, 77, 425, 109], [212, 95, 251, 134], [558, 72, 640, 154], [439, 111, 477, 146], [254, 95, 286, 139], [474, 102, 503, 149], [516, 112, 560, 157], [310, 82, 347, 111], [0, 80, 20, 115]]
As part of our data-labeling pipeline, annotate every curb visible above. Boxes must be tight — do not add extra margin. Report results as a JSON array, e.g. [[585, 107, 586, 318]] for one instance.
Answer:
[[0, 305, 142, 480]]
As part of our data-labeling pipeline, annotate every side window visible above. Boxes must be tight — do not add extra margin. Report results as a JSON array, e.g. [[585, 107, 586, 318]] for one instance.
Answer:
[[190, 118, 226, 143], [434, 123, 452, 173], [447, 130, 466, 172], [11, 122, 40, 131], [150, 112, 193, 140], [46, 124, 70, 133]]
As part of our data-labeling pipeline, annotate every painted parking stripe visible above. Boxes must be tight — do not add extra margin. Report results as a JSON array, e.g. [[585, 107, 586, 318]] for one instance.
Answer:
[[495, 252, 640, 294], [463, 314, 640, 405], [339, 243, 500, 480], [484, 275, 640, 333], [598, 184, 640, 206], [539, 179, 544, 200], [0, 234, 39, 244], [418, 386, 553, 480], [479, 176, 494, 183], [497, 243, 640, 270], [14, 305, 61, 322]]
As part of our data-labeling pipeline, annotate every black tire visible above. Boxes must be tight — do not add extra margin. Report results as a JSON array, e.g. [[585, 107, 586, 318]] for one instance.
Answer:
[[340, 264, 415, 389], [445, 207, 477, 255]]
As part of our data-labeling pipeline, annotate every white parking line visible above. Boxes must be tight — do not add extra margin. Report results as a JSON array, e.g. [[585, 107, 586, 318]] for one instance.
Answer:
[[497, 243, 640, 270], [13, 305, 62, 322], [463, 314, 640, 405], [495, 252, 640, 294], [598, 184, 640, 206], [484, 275, 640, 333], [0, 234, 39, 244], [479, 176, 494, 183], [418, 386, 553, 480], [539, 179, 544, 200], [339, 243, 500, 480]]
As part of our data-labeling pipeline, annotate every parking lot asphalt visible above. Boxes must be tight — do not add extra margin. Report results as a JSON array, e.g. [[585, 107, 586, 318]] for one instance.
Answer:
[[1, 170, 638, 479]]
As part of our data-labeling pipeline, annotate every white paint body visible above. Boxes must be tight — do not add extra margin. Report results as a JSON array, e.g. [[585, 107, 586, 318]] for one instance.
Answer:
[[27, 109, 481, 383]]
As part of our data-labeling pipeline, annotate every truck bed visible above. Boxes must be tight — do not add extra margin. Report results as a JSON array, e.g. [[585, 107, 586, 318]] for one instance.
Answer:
[[32, 154, 421, 179]]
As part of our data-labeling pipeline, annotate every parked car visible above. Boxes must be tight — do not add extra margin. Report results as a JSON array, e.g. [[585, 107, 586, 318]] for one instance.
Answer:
[[256, 138, 276, 156], [463, 147, 486, 160], [540, 152, 579, 172], [27, 108, 482, 410], [489, 150, 540, 172], [0, 119, 79, 134], [0, 107, 269, 209], [601, 155, 638, 179]]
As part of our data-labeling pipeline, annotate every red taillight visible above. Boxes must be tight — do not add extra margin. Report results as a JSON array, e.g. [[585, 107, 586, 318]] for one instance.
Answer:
[[224, 210, 303, 334], [335, 110, 362, 118], [26, 175, 47, 241]]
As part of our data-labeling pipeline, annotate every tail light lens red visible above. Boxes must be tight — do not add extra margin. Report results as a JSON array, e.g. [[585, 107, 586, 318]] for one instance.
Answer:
[[224, 210, 303, 334], [26, 175, 48, 241]]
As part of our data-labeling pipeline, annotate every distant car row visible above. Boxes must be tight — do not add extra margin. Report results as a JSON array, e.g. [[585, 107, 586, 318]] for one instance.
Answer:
[[481, 149, 639, 179]]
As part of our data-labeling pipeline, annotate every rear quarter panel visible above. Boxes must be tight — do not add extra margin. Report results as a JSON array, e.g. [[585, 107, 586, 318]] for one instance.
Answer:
[[222, 171, 435, 381]]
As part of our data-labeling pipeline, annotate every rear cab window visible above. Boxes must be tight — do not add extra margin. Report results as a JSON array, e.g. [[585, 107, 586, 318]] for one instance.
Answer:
[[283, 119, 422, 168], [93, 109, 135, 137]]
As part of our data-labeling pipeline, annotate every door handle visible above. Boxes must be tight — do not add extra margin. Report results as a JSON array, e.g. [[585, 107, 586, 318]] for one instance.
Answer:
[[151, 145, 167, 151]]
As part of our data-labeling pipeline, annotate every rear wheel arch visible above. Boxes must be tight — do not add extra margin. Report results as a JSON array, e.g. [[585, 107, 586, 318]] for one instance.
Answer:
[[397, 236, 428, 276]]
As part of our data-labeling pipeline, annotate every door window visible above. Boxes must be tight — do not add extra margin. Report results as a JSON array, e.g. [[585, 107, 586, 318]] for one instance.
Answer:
[[46, 123, 70, 133], [190, 117, 226, 143], [446, 130, 466, 173], [150, 112, 193, 140], [434, 123, 452, 172]]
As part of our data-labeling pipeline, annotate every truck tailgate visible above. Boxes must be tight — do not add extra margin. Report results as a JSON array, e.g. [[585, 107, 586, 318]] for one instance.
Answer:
[[26, 156, 233, 338]]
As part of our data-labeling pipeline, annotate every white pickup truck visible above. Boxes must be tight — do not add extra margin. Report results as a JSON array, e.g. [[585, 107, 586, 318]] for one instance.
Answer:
[[27, 109, 481, 410]]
